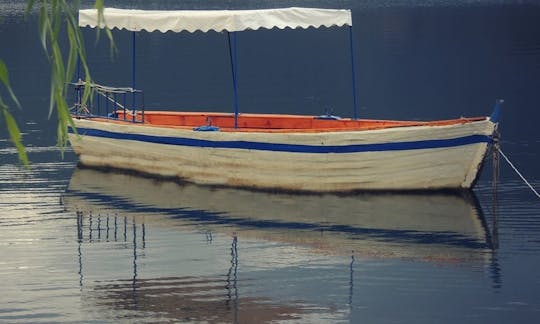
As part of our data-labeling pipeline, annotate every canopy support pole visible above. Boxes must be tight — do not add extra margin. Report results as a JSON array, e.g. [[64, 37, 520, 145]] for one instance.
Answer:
[[132, 31, 136, 113], [76, 57, 81, 111], [348, 26, 359, 120], [77, 56, 81, 81], [227, 32, 239, 129]]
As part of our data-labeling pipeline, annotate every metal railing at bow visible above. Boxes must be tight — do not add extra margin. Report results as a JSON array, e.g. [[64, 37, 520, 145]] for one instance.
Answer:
[[71, 80, 145, 123]]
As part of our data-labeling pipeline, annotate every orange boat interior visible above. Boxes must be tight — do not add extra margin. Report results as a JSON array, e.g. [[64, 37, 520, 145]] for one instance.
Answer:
[[99, 111, 487, 133]]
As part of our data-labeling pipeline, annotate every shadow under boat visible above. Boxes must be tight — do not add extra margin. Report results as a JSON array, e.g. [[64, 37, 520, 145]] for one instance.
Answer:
[[64, 167, 496, 264]]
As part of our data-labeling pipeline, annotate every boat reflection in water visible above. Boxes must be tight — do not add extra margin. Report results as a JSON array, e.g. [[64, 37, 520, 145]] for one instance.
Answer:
[[64, 167, 496, 322]]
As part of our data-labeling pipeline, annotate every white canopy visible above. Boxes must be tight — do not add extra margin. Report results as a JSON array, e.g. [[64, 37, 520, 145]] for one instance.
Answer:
[[78, 7, 352, 33]]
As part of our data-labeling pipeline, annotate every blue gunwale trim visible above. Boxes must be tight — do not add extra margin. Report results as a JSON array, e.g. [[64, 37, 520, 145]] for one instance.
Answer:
[[69, 126, 492, 154]]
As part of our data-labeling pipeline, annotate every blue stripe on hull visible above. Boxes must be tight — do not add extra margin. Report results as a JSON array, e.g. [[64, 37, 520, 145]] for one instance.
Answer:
[[69, 126, 492, 154]]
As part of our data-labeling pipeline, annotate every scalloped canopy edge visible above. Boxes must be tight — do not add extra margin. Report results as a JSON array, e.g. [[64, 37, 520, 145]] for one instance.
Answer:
[[78, 7, 353, 33]]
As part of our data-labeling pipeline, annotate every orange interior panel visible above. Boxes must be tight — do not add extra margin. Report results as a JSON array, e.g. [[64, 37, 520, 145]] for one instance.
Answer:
[[102, 111, 487, 133]]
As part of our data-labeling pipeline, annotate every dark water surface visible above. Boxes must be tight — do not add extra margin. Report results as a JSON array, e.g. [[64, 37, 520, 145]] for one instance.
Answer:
[[1, 0, 540, 323]]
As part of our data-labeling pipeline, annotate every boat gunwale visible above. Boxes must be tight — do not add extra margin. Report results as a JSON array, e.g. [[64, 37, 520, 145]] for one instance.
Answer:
[[73, 111, 489, 134]]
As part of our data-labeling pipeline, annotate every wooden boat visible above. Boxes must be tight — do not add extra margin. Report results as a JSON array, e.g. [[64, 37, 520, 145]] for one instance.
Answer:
[[69, 7, 502, 192]]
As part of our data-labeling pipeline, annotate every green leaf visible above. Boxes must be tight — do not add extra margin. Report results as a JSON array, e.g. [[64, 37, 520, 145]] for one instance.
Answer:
[[0, 58, 21, 109], [65, 22, 78, 88], [48, 40, 66, 118], [94, 0, 104, 42], [1, 106, 29, 166], [82, 78, 92, 105], [38, 4, 49, 53], [48, 68, 57, 119], [51, 41, 66, 81], [0, 58, 10, 86], [95, 0, 105, 26], [51, 1, 62, 42], [105, 28, 118, 58], [25, 0, 36, 16], [55, 89, 74, 153]]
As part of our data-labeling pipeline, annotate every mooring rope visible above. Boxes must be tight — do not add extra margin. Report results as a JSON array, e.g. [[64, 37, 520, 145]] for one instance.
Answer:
[[497, 147, 540, 199]]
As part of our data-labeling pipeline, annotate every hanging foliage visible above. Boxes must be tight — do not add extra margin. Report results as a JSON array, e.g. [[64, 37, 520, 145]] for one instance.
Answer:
[[0, 0, 110, 165]]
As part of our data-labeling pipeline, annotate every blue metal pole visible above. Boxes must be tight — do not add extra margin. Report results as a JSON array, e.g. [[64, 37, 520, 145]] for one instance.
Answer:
[[228, 32, 239, 129], [77, 56, 81, 81], [132, 31, 136, 118], [348, 26, 359, 120], [76, 56, 81, 113]]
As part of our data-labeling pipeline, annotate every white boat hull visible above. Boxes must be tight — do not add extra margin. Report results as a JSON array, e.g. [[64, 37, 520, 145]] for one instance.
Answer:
[[68, 117, 496, 192]]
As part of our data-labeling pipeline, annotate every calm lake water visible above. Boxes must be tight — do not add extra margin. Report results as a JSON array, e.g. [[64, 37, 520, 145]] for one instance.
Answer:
[[1, 0, 540, 323]]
